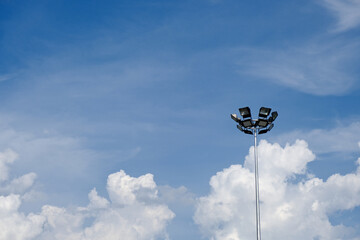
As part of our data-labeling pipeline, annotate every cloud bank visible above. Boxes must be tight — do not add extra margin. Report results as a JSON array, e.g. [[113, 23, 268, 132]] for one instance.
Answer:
[[0, 150, 174, 240], [2, 140, 360, 240], [194, 140, 360, 239]]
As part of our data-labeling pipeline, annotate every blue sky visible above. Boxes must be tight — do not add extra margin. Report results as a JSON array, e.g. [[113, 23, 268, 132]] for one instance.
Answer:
[[0, 0, 360, 239]]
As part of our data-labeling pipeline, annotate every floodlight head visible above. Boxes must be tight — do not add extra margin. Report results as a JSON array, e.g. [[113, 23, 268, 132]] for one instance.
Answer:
[[241, 119, 253, 128], [258, 129, 268, 134], [239, 107, 251, 119], [259, 107, 271, 118], [243, 129, 253, 135], [256, 119, 268, 128], [231, 114, 241, 123], [237, 125, 253, 135], [232, 106, 277, 136], [271, 111, 278, 122]]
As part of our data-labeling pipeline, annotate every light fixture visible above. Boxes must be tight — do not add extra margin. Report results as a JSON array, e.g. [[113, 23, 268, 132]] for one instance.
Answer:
[[268, 111, 278, 123], [239, 107, 251, 119], [237, 125, 253, 135], [241, 119, 253, 128], [256, 119, 268, 128], [258, 107, 271, 118], [258, 129, 268, 134], [243, 128, 253, 135], [231, 114, 241, 123], [230, 106, 278, 240], [271, 111, 278, 121]]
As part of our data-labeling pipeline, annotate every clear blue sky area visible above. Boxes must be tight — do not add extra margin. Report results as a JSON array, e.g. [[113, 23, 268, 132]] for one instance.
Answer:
[[1, 0, 360, 239]]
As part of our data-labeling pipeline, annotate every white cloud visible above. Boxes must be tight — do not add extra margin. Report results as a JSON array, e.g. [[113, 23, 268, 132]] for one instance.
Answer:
[[0, 150, 175, 240], [37, 170, 175, 240], [320, 0, 360, 32], [0, 194, 45, 240], [0, 149, 38, 196], [0, 150, 44, 240], [194, 140, 360, 239], [87, 189, 109, 210], [237, 40, 359, 95], [107, 170, 158, 205], [1, 173, 37, 194]]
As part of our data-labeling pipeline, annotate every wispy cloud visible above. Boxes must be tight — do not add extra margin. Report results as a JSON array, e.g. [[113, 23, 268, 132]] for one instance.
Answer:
[[320, 0, 360, 32], [0, 74, 15, 82], [274, 121, 360, 154], [236, 39, 360, 95]]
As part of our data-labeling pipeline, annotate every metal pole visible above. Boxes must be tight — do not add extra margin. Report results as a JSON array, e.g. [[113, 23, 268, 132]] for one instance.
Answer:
[[254, 129, 261, 240], [231, 107, 277, 239]]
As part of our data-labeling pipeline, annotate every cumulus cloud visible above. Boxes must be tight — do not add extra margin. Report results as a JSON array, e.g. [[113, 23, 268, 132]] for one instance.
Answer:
[[0, 194, 45, 240], [0, 149, 43, 240], [0, 149, 37, 196], [106, 170, 158, 205], [0, 149, 175, 240], [320, 0, 360, 32], [194, 140, 360, 239], [37, 170, 174, 240], [0, 173, 37, 194]]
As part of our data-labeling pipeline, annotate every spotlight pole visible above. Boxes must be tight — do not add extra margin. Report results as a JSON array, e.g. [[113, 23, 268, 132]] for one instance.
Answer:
[[231, 107, 278, 240], [253, 128, 261, 240]]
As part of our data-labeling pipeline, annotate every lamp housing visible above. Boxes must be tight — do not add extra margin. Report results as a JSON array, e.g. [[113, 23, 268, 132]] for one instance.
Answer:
[[271, 111, 278, 121], [258, 129, 268, 134], [243, 129, 253, 135], [239, 107, 251, 119], [237, 125, 253, 135], [231, 114, 241, 123], [241, 119, 253, 128], [256, 119, 268, 128], [259, 107, 271, 118]]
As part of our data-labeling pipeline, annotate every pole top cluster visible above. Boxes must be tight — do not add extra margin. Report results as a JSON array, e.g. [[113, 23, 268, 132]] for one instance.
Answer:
[[231, 106, 278, 135]]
